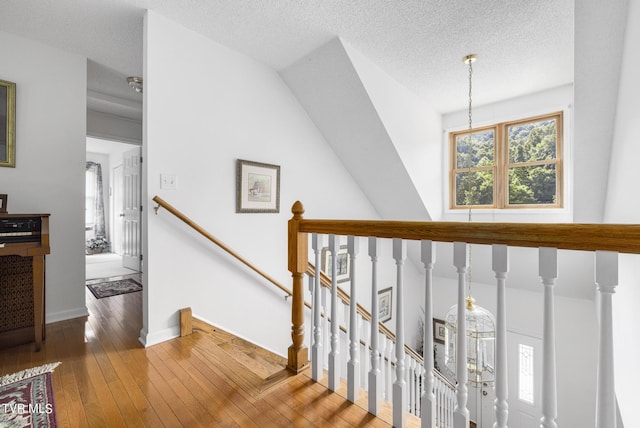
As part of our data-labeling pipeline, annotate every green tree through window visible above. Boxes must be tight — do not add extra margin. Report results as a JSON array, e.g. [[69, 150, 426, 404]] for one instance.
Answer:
[[450, 112, 563, 209]]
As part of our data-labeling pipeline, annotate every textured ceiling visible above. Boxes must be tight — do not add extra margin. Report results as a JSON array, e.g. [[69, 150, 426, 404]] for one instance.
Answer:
[[0, 0, 573, 113]]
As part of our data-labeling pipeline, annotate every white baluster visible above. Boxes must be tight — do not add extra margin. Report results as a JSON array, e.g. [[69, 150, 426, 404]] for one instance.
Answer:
[[387, 337, 394, 401], [308, 274, 313, 350], [368, 237, 382, 414], [347, 236, 360, 402], [418, 365, 425, 418], [393, 238, 407, 428], [311, 233, 324, 381], [321, 280, 329, 371], [328, 234, 340, 391], [595, 251, 618, 428], [453, 242, 469, 428], [360, 315, 369, 390], [539, 247, 558, 428], [409, 357, 416, 415], [421, 240, 436, 428], [492, 244, 509, 428]]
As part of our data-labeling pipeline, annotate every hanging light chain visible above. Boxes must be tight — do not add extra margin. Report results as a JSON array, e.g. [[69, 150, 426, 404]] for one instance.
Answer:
[[463, 54, 477, 301]]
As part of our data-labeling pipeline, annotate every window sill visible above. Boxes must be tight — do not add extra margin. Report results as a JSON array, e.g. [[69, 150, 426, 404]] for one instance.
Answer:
[[442, 207, 572, 223]]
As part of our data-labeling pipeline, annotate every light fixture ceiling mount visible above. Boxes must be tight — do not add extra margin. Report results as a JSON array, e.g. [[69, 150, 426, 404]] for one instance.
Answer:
[[127, 76, 143, 94]]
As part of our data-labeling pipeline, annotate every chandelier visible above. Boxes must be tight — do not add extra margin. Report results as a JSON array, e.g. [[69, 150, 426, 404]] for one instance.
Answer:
[[444, 54, 496, 388]]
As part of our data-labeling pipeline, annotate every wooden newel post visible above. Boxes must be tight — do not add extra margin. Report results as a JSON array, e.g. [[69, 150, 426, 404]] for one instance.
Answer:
[[287, 201, 309, 373]]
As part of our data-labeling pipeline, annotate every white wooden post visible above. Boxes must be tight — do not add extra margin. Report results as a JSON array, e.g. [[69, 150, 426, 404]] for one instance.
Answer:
[[347, 236, 360, 402], [383, 335, 392, 401], [393, 238, 407, 428], [328, 234, 340, 391], [369, 237, 382, 414], [360, 315, 369, 390], [595, 251, 618, 428], [421, 240, 436, 428], [453, 242, 469, 428], [539, 247, 558, 428], [311, 233, 324, 381], [492, 244, 509, 428], [321, 279, 329, 371]]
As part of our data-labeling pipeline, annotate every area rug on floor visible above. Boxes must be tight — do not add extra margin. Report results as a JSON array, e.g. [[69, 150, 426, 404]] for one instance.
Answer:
[[0, 362, 61, 428], [86, 274, 142, 299]]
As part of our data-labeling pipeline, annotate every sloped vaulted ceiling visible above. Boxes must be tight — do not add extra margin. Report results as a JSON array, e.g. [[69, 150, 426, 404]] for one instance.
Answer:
[[281, 38, 442, 221]]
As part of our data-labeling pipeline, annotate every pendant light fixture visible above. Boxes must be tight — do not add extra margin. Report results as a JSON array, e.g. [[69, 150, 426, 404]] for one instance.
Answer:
[[444, 54, 497, 388]]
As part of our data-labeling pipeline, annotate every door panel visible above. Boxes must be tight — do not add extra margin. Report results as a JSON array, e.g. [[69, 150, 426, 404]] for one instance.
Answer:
[[122, 147, 141, 271], [507, 331, 543, 428], [112, 164, 124, 255]]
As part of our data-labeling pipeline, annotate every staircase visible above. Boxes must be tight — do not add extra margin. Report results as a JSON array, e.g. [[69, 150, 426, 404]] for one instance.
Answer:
[[181, 315, 420, 426], [152, 195, 639, 427]]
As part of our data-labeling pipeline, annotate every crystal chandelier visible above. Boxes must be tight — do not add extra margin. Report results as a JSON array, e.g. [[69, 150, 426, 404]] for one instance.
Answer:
[[444, 54, 496, 388]]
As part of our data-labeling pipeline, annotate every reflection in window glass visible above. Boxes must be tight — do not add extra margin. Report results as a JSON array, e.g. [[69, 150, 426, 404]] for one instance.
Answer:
[[519, 344, 534, 404]]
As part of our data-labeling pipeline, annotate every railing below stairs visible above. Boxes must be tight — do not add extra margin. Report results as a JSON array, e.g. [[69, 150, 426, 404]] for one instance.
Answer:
[[287, 200, 640, 428]]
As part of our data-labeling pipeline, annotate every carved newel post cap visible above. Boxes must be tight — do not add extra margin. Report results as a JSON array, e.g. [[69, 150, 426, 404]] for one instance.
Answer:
[[291, 201, 305, 218]]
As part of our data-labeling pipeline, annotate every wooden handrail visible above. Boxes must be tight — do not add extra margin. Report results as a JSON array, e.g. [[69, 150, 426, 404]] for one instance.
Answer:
[[153, 196, 293, 297], [298, 219, 640, 254], [153, 196, 434, 380]]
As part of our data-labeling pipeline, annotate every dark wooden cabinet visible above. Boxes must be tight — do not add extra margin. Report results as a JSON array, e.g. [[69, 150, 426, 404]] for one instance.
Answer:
[[0, 213, 50, 351]]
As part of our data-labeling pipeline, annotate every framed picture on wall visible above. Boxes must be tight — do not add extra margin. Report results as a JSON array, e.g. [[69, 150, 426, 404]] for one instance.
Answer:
[[236, 159, 280, 213], [321, 245, 350, 283], [433, 318, 446, 345], [378, 287, 393, 323], [0, 194, 7, 213], [0, 79, 16, 168]]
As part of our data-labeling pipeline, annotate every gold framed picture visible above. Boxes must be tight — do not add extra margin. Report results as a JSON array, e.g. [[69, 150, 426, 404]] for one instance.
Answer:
[[0, 80, 16, 168]]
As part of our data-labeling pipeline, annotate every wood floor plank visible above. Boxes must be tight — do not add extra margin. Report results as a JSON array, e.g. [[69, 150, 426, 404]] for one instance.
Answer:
[[0, 280, 428, 427]]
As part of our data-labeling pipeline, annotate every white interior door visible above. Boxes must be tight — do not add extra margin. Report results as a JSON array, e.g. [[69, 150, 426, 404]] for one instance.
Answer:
[[122, 147, 141, 271], [112, 164, 124, 255], [507, 331, 543, 428]]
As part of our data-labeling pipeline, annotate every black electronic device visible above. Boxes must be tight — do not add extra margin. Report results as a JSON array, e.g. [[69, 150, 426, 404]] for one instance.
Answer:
[[0, 216, 41, 243]]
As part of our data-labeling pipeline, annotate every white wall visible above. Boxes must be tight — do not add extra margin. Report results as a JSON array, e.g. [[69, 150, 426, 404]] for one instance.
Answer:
[[574, 0, 629, 223], [0, 30, 88, 323], [87, 110, 142, 145], [343, 41, 443, 221], [604, 0, 640, 423], [142, 11, 406, 354]]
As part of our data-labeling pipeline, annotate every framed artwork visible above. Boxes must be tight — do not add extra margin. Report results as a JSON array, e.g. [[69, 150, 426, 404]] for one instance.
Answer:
[[236, 159, 280, 213], [433, 318, 446, 345], [321, 245, 350, 283], [0, 80, 16, 168], [0, 194, 6, 213], [378, 287, 393, 323]]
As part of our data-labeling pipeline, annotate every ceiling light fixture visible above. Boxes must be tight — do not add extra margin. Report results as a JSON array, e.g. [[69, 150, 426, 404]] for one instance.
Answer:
[[127, 76, 143, 94]]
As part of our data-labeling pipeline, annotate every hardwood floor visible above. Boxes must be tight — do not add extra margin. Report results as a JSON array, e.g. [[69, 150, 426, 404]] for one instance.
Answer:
[[0, 287, 419, 427]]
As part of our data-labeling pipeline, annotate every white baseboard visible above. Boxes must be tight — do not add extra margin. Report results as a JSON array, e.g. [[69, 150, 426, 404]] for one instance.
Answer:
[[46, 306, 89, 324], [138, 325, 180, 347]]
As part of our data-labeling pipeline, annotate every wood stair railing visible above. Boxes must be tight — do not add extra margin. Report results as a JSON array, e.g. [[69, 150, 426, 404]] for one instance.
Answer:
[[153, 195, 428, 372], [288, 200, 640, 428]]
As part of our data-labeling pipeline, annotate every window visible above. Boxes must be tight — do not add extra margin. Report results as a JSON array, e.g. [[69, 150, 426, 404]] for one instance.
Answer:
[[518, 343, 535, 405], [86, 167, 97, 229], [450, 112, 563, 209]]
